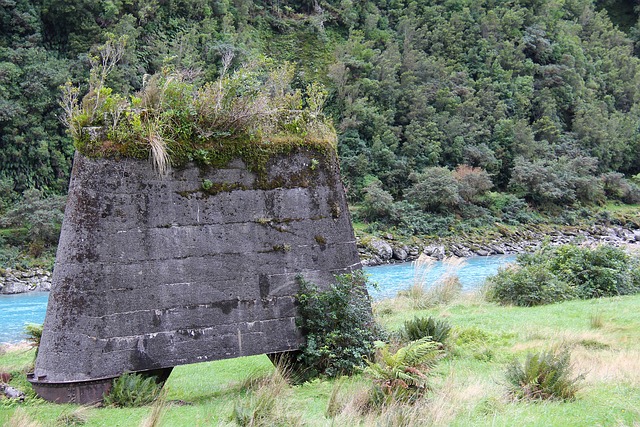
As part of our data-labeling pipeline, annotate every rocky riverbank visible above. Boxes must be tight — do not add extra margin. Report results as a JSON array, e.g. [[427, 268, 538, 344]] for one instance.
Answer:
[[2, 224, 639, 292], [0, 268, 51, 294], [358, 224, 640, 266]]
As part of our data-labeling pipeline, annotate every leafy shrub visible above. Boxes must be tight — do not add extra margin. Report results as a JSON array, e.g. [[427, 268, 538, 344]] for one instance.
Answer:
[[405, 167, 460, 213], [520, 244, 640, 298], [509, 155, 604, 207], [505, 349, 583, 401], [601, 172, 640, 204], [402, 316, 451, 346], [389, 201, 455, 236], [453, 165, 493, 204], [365, 338, 442, 406], [103, 373, 162, 407], [360, 180, 395, 222], [295, 271, 380, 379], [485, 264, 575, 307], [478, 192, 536, 225], [485, 244, 640, 306], [0, 189, 66, 247]]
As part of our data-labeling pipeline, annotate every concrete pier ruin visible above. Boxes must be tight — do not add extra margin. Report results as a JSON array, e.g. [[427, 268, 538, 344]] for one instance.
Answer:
[[31, 148, 362, 403]]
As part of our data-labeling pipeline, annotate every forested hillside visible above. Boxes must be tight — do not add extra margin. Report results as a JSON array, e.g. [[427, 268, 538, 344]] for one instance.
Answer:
[[2, 0, 640, 250]]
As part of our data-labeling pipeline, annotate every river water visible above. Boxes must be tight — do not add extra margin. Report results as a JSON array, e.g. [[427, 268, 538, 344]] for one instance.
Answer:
[[0, 255, 516, 343]]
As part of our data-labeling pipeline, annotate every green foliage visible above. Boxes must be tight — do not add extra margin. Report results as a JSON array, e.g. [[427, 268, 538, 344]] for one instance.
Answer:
[[485, 244, 640, 306], [0, 189, 66, 247], [505, 349, 583, 401], [3, 0, 640, 243], [401, 316, 451, 346], [103, 373, 162, 407], [364, 338, 442, 405], [405, 167, 460, 214], [485, 264, 576, 307], [360, 180, 394, 222], [295, 271, 380, 379], [64, 50, 337, 175], [23, 323, 43, 357]]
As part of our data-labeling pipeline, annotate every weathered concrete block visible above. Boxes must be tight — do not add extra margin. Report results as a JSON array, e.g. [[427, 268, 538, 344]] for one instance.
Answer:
[[33, 149, 361, 392]]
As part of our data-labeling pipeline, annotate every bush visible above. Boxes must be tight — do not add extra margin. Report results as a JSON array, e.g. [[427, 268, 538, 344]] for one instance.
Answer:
[[477, 192, 536, 225], [505, 349, 582, 401], [402, 316, 451, 346], [389, 201, 455, 236], [295, 271, 380, 379], [405, 167, 460, 213], [360, 181, 394, 222], [103, 373, 162, 407], [546, 244, 639, 298], [485, 244, 640, 306], [601, 172, 640, 204], [453, 165, 493, 204], [485, 264, 575, 307], [521, 244, 640, 298], [0, 189, 66, 246]]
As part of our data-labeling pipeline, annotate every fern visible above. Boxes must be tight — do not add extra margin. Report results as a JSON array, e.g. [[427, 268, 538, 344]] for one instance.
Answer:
[[365, 338, 442, 405], [505, 349, 583, 401], [402, 316, 451, 345]]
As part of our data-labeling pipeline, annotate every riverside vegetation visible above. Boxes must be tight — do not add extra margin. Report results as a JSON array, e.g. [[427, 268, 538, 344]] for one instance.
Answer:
[[2, 245, 640, 426], [4, 0, 640, 270]]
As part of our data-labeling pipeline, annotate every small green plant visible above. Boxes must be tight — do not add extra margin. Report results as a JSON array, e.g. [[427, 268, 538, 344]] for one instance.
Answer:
[[505, 349, 583, 401], [201, 179, 213, 191], [295, 271, 380, 379], [402, 316, 451, 346], [23, 323, 43, 357], [103, 373, 162, 407], [365, 338, 442, 406]]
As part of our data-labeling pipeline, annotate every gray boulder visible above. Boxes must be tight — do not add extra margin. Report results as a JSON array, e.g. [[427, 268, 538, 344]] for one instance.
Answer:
[[369, 238, 393, 261], [392, 246, 408, 261]]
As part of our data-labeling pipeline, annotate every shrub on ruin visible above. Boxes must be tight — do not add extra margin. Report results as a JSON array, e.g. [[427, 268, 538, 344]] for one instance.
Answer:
[[295, 271, 380, 379]]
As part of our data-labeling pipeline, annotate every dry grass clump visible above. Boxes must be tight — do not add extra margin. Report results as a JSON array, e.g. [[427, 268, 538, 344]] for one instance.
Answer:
[[329, 374, 495, 426], [571, 348, 640, 385], [139, 391, 168, 427], [397, 256, 464, 309], [590, 312, 604, 329], [230, 366, 302, 427], [6, 409, 41, 427]]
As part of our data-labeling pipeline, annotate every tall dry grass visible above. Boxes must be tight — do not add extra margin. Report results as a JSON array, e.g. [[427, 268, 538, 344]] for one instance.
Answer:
[[397, 255, 465, 310], [230, 364, 303, 427], [6, 409, 41, 427], [330, 373, 496, 426]]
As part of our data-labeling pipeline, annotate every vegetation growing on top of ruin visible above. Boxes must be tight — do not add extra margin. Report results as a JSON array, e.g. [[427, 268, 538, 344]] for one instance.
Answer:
[[60, 36, 337, 175]]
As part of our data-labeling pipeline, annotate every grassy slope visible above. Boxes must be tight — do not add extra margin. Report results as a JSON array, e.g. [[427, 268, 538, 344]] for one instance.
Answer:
[[1, 295, 640, 426]]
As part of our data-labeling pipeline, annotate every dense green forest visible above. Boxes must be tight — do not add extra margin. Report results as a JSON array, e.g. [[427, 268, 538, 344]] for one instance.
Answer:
[[2, 0, 640, 261]]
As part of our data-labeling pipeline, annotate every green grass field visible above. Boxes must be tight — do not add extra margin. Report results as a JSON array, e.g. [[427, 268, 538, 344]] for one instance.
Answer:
[[2, 294, 640, 426]]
